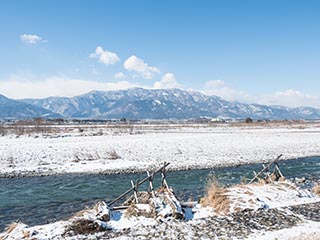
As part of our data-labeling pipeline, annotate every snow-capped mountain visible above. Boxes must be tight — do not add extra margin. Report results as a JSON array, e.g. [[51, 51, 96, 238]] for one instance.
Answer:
[[0, 94, 61, 119], [20, 88, 320, 120]]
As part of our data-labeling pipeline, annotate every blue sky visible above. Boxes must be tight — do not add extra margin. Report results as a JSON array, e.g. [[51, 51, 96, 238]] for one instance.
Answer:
[[0, 0, 320, 107]]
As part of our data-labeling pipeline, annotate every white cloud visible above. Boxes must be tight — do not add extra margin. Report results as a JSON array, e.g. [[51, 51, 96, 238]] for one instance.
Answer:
[[258, 89, 320, 108], [114, 72, 125, 79], [203, 80, 320, 108], [2, 73, 319, 108], [124, 55, 160, 79], [0, 75, 140, 99], [89, 46, 120, 65], [20, 34, 46, 44], [203, 80, 252, 102], [153, 73, 180, 89]]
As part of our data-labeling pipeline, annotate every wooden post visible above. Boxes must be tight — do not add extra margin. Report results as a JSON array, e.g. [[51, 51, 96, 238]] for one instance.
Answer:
[[147, 171, 155, 197], [131, 180, 139, 203], [161, 162, 169, 189], [135, 179, 139, 196], [262, 164, 271, 178], [249, 154, 283, 184], [274, 163, 284, 178], [107, 162, 170, 207]]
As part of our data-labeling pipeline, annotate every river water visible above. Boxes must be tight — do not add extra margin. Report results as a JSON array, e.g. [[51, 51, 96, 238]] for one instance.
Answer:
[[0, 156, 319, 230]]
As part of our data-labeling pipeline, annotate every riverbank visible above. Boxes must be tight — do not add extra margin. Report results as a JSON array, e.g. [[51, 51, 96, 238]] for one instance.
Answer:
[[1, 179, 319, 240], [1, 156, 319, 230], [1, 124, 320, 178]]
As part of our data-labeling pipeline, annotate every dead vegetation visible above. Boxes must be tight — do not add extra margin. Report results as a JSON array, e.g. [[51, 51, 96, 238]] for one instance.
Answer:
[[0, 222, 27, 240], [123, 189, 182, 219], [64, 201, 110, 236], [71, 149, 121, 162], [124, 204, 156, 218], [313, 184, 320, 196], [107, 150, 121, 160], [124, 192, 152, 205], [200, 177, 230, 214], [71, 202, 110, 222], [65, 219, 106, 235], [2, 222, 19, 235]]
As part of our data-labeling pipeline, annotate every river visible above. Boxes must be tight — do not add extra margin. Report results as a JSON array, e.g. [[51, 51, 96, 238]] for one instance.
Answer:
[[0, 156, 319, 230]]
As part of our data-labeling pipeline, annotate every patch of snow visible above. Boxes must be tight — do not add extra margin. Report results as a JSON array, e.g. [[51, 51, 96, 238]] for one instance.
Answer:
[[227, 181, 320, 212], [248, 220, 320, 240]]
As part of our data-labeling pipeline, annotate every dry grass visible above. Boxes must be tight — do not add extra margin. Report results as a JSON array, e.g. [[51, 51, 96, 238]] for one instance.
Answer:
[[22, 230, 30, 238], [71, 202, 110, 222], [200, 178, 230, 214], [107, 150, 121, 160], [71, 208, 88, 218], [0, 222, 25, 240], [124, 204, 156, 218], [124, 192, 152, 205], [156, 187, 171, 194], [313, 184, 320, 196], [64, 219, 106, 236], [3, 222, 19, 235]]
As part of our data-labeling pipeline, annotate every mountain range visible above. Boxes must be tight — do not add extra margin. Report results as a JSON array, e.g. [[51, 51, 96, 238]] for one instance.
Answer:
[[1, 88, 320, 120], [0, 94, 61, 119]]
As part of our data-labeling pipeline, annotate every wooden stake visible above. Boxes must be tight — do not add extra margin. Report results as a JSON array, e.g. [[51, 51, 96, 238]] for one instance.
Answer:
[[249, 154, 283, 184], [107, 162, 170, 207], [131, 180, 139, 203], [161, 162, 169, 189], [274, 163, 284, 178], [147, 171, 155, 197]]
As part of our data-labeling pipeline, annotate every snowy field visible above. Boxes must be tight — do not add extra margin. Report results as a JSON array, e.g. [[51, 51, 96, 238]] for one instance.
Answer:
[[1, 123, 320, 177]]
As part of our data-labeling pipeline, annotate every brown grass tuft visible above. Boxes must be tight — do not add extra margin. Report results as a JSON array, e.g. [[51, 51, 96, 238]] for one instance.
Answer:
[[0, 222, 27, 240], [313, 184, 320, 196], [65, 219, 105, 236], [200, 178, 230, 214], [22, 230, 30, 238], [156, 187, 171, 194], [71, 209, 88, 218], [124, 192, 152, 205], [4, 222, 19, 235], [124, 204, 156, 218], [107, 150, 121, 160]]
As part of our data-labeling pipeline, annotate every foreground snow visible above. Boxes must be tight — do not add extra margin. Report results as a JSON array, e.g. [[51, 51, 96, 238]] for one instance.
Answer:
[[1, 125, 320, 177], [1, 180, 319, 240], [249, 221, 320, 240]]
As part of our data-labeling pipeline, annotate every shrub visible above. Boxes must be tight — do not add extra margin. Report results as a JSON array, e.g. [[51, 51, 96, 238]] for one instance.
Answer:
[[245, 117, 253, 123]]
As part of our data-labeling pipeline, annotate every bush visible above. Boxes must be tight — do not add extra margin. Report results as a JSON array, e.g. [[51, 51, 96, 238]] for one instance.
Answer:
[[245, 118, 253, 123]]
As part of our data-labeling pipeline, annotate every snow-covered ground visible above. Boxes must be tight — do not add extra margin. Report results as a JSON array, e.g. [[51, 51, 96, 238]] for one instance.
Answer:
[[1, 125, 320, 177], [249, 221, 320, 240], [1, 180, 319, 240]]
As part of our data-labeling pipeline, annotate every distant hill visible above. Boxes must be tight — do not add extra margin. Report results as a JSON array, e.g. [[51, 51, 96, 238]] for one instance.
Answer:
[[18, 88, 320, 120], [0, 94, 61, 119]]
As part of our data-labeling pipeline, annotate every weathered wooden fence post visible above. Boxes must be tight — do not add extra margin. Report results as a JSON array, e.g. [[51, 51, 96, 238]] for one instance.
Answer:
[[107, 162, 170, 207], [249, 154, 283, 184], [161, 162, 169, 189], [131, 180, 139, 203], [147, 171, 155, 197]]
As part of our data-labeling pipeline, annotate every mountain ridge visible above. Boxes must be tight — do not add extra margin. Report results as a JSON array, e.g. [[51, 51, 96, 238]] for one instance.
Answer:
[[0, 94, 61, 119], [17, 88, 320, 120]]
